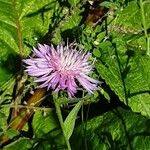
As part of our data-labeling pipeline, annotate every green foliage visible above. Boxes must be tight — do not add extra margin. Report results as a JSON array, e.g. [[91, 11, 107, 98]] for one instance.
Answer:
[[32, 110, 58, 137], [0, 0, 58, 87], [68, 0, 80, 7], [3, 138, 33, 150], [32, 110, 65, 148], [94, 0, 150, 116], [0, 107, 11, 134], [71, 108, 150, 150], [115, 1, 142, 31], [96, 41, 150, 116], [64, 100, 83, 139], [5, 128, 20, 140], [1, 0, 150, 149]]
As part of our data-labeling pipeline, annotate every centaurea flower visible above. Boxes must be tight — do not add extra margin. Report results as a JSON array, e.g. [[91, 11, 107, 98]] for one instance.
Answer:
[[23, 43, 100, 97]]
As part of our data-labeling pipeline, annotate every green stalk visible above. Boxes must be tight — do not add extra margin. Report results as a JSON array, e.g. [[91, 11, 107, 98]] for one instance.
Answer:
[[139, 0, 150, 56], [147, 37, 150, 56], [140, 0, 148, 38], [53, 96, 71, 150]]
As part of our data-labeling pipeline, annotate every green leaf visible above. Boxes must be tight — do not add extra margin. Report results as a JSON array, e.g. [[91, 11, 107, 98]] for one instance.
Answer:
[[68, 0, 80, 7], [32, 110, 65, 149], [100, 1, 117, 9], [0, 0, 58, 87], [93, 48, 101, 58], [0, 107, 11, 134], [96, 40, 150, 116], [64, 100, 83, 140], [32, 109, 59, 138], [127, 56, 150, 116], [61, 8, 82, 31], [96, 41, 126, 101], [100, 88, 111, 102], [71, 108, 150, 150], [109, 1, 143, 34], [0, 69, 12, 87], [3, 138, 33, 150], [116, 1, 142, 31], [5, 129, 19, 139], [0, 77, 15, 101]]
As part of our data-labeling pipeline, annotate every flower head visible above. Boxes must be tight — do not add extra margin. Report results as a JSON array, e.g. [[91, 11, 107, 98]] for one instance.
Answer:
[[23, 43, 100, 97]]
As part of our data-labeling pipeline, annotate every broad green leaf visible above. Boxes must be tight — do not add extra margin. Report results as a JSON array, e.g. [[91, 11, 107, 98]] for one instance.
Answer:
[[115, 1, 142, 31], [109, 1, 143, 35], [127, 56, 150, 116], [3, 138, 33, 150], [32, 109, 59, 138], [71, 108, 150, 150], [108, 1, 146, 51], [61, 7, 82, 31], [32, 110, 65, 149], [0, 0, 58, 87], [5, 128, 19, 140], [96, 40, 150, 116], [96, 41, 126, 101], [94, 1, 150, 117], [64, 100, 83, 140]]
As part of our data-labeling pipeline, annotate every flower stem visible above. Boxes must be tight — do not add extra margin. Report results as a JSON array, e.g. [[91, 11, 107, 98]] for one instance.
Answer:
[[53, 96, 71, 150], [139, 0, 150, 56]]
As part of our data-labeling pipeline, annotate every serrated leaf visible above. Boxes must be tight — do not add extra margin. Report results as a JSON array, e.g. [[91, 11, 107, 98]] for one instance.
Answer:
[[71, 108, 150, 150], [127, 56, 150, 116], [64, 100, 83, 140], [109, 1, 143, 35], [61, 8, 82, 31], [96, 40, 150, 116], [116, 1, 142, 31], [0, 0, 58, 86], [96, 41, 126, 101]]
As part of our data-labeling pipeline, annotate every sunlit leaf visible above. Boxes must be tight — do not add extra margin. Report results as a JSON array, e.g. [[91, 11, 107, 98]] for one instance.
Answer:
[[96, 42, 150, 116], [0, 0, 58, 87], [3, 138, 33, 150], [64, 100, 83, 140]]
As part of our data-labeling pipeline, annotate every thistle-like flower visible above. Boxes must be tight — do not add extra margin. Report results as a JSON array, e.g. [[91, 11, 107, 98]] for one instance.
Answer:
[[23, 43, 100, 97]]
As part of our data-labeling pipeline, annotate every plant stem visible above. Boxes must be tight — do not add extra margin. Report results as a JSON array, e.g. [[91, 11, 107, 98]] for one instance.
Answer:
[[147, 37, 150, 56], [53, 97, 71, 150], [140, 0, 148, 38], [140, 0, 150, 56]]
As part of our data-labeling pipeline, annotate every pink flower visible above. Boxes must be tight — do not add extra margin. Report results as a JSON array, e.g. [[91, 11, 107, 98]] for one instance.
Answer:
[[23, 43, 100, 97]]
